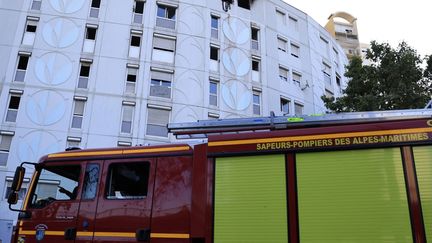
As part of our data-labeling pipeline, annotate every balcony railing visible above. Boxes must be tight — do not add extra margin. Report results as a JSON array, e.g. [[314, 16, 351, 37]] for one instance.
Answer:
[[156, 17, 175, 29]]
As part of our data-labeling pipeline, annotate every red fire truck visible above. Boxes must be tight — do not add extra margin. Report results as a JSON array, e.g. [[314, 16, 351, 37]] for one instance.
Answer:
[[7, 109, 432, 242]]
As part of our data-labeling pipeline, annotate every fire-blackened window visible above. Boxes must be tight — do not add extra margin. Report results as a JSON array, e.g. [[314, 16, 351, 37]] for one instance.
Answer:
[[238, 0, 250, 9], [106, 162, 150, 199]]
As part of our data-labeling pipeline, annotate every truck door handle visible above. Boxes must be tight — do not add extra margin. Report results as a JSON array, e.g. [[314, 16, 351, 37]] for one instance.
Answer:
[[136, 228, 150, 242], [64, 227, 77, 240]]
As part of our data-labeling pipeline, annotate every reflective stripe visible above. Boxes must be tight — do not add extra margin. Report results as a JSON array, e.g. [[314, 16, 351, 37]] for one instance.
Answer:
[[48, 146, 190, 158], [19, 229, 35, 235], [77, 231, 94, 237], [45, 231, 64, 236], [19, 229, 190, 239], [94, 232, 135, 238], [209, 127, 432, 147], [151, 233, 190, 239]]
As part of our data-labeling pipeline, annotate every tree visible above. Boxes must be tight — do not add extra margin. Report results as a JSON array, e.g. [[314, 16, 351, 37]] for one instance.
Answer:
[[323, 41, 432, 112]]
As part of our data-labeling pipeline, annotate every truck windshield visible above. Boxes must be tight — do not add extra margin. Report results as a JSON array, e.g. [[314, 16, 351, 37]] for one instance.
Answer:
[[29, 165, 81, 208]]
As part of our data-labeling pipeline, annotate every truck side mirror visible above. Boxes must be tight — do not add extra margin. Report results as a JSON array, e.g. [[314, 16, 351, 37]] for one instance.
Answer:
[[8, 191, 19, 205], [11, 166, 25, 192]]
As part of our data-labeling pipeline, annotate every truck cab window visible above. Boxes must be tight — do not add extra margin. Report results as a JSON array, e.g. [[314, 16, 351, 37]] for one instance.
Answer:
[[82, 164, 100, 200], [30, 165, 81, 208], [106, 162, 150, 200]]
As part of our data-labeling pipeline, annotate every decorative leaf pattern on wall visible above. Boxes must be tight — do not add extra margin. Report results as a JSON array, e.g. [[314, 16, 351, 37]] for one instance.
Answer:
[[222, 80, 251, 111], [26, 90, 67, 126], [222, 48, 251, 77], [173, 106, 200, 123], [17, 131, 61, 163], [223, 17, 250, 45], [176, 36, 205, 70], [175, 70, 204, 104], [178, 6, 205, 36], [42, 18, 79, 48], [49, 0, 86, 14], [35, 52, 73, 85]]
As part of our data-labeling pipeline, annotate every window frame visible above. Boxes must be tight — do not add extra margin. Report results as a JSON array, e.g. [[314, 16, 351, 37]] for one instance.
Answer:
[[146, 107, 170, 137], [120, 103, 134, 134], [280, 97, 290, 114], [15, 55, 29, 82], [105, 162, 151, 200], [71, 98, 86, 129], [5, 94, 21, 123], [252, 91, 261, 115], [209, 80, 219, 107]]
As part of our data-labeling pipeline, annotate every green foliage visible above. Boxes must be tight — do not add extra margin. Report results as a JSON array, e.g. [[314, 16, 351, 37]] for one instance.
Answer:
[[323, 41, 432, 112]]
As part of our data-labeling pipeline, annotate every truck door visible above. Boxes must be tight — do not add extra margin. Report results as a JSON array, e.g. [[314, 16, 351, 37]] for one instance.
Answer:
[[75, 161, 103, 242], [92, 158, 156, 242], [23, 162, 83, 243]]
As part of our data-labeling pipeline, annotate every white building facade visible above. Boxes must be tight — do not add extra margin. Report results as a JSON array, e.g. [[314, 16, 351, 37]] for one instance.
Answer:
[[0, 0, 348, 239]]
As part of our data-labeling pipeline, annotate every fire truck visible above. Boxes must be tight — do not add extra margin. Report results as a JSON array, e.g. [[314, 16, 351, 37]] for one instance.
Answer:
[[7, 109, 432, 242]]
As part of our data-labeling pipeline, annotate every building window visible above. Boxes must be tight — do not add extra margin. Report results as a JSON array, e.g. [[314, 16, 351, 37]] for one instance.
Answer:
[[251, 26, 259, 50], [323, 62, 332, 84], [238, 0, 250, 9], [31, 0, 42, 10], [106, 162, 150, 199], [78, 61, 91, 89], [29, 165, 80, 203], [210, 45, 219, 72], [14, 54, 30, 82], [146, 107, 170, 137], [152, 34, 176, 63], [71, 97, 86, 129], [22, 17, 38, 46], [0, 134, 13, 167], [81, 164, 100, 200], [129, 31, 142, 58], [289, 16, 298, 31], [209, 80, 218, 106], [156, 4, 176, 29], [90, 0, 100, 18], [277, 37, 287, 52], [279, 66, 288, 82], [133, 0, 144, 24], [121, 103, 134, 134], [333, 48, 340, 68], [280, 98, 290, 115], [5, 181, 27, 200], [294, 103, 303, 115], [276, 10, 286, 26], [325, 89, 334, 99], [292, 72, 302, 85], [5, 94, 21, 123], [320, 36, 329, 51], [125, 65, 138, 94], [253, 91, 261, 115], [211, 15, 219, 39], [150, 70, 173, 99], [291, 43, 300, 58], [251, 58, 260, 82], [336, 73, 341, 87], [83, 25, 97, 53]]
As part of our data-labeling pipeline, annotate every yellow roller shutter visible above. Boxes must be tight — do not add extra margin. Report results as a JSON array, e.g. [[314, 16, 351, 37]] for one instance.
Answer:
[[214, 155, 288, 243]]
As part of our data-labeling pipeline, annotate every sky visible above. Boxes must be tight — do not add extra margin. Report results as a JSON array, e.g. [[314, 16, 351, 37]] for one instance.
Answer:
[[284, 0, 432, 57]]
